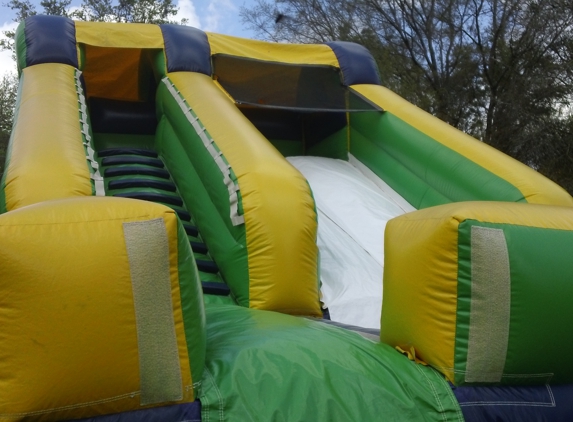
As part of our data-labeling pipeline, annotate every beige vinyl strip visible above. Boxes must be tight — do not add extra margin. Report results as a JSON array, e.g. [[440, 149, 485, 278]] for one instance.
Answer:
[[123, 218, 183, 405], [466, 226, 511, 383]]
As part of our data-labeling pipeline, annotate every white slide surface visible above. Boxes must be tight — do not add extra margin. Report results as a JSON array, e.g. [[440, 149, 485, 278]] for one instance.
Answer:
[[287, 156, 414, 329]]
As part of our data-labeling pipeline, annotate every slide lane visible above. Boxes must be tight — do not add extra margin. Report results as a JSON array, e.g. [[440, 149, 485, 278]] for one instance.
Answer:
[[288, 156, 413, 329]]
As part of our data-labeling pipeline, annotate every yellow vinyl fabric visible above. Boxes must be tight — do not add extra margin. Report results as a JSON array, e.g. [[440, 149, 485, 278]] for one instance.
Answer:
[[382, 203, 460, 376], [75, 22, 165, 100], [3, 63, 92, 211], [207, 33, 339, 67], [0, 197, 198, 421], [352, 84, 573, 207], [75, 21, 164, 49], [168, 71, 321, 316], [381, 201, 573, 383]]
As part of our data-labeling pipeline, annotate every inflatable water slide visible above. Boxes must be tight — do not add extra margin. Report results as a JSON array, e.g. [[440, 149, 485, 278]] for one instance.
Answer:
[[3, 14, 573, 422]]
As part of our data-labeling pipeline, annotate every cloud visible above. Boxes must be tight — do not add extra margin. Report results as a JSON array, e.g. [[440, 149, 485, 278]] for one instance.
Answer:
[[204, 0, 237, 32], [0, 21, 19, 76], [175, 0, 201, 28], [0, 20, 18, 32], [0, 49, 16, 76]]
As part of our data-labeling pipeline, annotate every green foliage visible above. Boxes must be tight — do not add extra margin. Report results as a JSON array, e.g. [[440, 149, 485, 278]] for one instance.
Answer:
[[0, 0, 186, 55], [41, 0, 72, 16], [14, 0, 179, 24], [241, 0, 573, 194], [71, 0, 179, 23], [2, 0, 181, 23], [1, 0, 183, 36], [0, 72, 17, 181]]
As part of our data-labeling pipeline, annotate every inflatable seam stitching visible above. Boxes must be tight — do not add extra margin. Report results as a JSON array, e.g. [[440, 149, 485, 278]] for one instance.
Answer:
[[0, 391, 141, 418], [203, 367, 225, 421], [431, 365, 554, 379], [413, 364, 446, 421]]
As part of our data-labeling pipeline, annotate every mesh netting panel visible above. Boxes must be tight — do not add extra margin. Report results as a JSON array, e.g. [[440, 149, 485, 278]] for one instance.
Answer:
[[213, 54, 380, 112]]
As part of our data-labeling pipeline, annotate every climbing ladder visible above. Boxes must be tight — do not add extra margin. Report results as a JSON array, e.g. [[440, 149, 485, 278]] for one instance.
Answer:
[[99, 147, 231, 296]]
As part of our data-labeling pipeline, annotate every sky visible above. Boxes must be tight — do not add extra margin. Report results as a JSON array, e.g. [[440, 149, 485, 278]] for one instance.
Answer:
[[0, 0, 258, 76]]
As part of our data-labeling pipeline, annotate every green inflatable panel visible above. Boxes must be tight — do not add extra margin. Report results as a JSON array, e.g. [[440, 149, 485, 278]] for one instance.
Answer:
[[199, 303, 463, 421]]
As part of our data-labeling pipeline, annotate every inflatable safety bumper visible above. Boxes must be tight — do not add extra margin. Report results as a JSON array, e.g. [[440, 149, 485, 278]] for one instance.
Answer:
[[0, 197, 205, 421], [382, 201, 573, 385]]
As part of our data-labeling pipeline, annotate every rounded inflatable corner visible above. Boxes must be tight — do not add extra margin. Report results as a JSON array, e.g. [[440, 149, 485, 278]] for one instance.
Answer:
[[325, 41, 381, 86], [382, 201, 573, 386], [0, 197, 205, 419]]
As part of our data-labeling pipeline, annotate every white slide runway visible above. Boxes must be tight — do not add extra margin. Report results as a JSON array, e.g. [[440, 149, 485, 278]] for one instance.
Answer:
[[288, 156, 415, 329]]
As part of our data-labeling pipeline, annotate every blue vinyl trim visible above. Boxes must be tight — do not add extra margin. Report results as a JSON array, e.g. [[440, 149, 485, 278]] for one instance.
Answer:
[[24, 15, 78, 68], [69, 401, 201, 422], [160, 25, 211, 75], [453, 383, 573, 422], [325, 41, 380, 86]]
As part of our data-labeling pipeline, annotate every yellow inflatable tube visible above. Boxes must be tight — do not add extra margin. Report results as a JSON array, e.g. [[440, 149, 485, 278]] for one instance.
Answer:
[[2, 64, 94, 212]]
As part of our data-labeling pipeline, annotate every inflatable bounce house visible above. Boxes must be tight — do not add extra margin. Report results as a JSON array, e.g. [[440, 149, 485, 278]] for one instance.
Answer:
[[3, 14, 573, 421]]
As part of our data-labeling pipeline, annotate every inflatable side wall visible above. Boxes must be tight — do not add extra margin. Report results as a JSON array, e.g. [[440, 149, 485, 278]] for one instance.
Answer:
[[383, 201, 573, 385], [335, 85, 573, 386], [0, 64, 95, 212], [350, 85, 573, 208], [0, 198, 205, 420], [157, 72, 320, 313]]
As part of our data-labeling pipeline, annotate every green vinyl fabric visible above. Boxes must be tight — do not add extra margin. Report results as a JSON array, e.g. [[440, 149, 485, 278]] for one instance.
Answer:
[[155, 79, 249, 304], [199, 303, 463, 422], [456, 220, 573, 385], [349, 112, 526, 209]]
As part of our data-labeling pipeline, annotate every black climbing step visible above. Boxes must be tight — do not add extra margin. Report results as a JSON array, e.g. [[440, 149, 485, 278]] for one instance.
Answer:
[[98, 148, 158, 158], [201, 281, 230, 296], [108, 179, 177, 192], [102, 156, 164, 168], [105, 166, 170, 179], [190, 241, 208, 255], [196, 259, 219, 274], [172, 208, 191, 221], [183, 223, 199, 237], [113, 192, 183, 207]]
